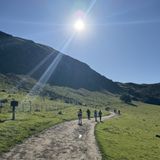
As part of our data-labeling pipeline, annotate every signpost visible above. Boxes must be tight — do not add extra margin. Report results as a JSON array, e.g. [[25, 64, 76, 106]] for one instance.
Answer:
[[0, 100, 2, 113], [11, 100, 18, 120]]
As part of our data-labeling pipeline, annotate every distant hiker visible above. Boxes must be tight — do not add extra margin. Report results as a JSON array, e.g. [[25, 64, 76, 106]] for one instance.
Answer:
[[94, 110, 98, 122], [98, 110, 102, 122], [86, 109, 91, 120], [114, 109, 117, 114], [118, 110, 121, 115], [77, 109, 82, 125]]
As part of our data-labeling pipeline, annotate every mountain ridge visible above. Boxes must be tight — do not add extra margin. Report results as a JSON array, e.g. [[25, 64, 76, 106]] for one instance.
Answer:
[[0, 31, 122, 93], [0, 31, 160, 105]]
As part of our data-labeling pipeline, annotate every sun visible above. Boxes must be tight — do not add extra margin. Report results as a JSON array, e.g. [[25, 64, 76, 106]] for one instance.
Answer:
[[74, 19, 85, 31]]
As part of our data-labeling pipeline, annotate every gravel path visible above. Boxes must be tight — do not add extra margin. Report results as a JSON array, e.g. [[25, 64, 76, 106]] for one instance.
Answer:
[[0, 112, 115, 160]]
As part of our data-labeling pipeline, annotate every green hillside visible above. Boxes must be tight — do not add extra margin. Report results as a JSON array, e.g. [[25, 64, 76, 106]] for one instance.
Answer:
[[1, 31, 160, 105], [96, 102, 160, 160], [0, 31, 160, 158], [0, 73, 111, 153], [0, 73, 160, 159]]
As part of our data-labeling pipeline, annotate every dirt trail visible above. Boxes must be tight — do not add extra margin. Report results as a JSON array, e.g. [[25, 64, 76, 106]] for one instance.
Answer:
[[0, 112, 115, 160]]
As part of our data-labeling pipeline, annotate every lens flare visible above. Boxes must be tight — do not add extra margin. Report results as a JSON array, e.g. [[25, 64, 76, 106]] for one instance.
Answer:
[[74, 19, 85, 31]]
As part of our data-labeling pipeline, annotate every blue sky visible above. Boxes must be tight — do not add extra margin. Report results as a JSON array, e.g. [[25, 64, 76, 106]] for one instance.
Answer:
[[0, 0, 160, 84]]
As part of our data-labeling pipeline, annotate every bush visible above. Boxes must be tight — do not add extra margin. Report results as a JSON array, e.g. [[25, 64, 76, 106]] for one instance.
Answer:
[[58, 111, 63, 115], [105, 107, 111, 111], [120, 94, 131, 103]]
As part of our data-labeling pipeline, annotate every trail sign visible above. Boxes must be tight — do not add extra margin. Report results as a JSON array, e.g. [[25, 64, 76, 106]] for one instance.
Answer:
[[11, 100, 18, 120], [0, 100, 3, 113], [11, 100, 18, 107]]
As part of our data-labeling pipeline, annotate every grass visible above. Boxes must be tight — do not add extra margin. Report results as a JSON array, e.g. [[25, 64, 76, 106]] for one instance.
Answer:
[[1, 74, 160, 159], [0, 74, 112, 154], [95, 102, 160, 160], [0, 97, 109, 154], [0, 112, 61, 153], [0, 74, 111, 154]]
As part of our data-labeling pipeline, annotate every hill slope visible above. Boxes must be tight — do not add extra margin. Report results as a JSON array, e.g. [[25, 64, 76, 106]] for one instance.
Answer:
[[0, 31, 160, 105], [0, 31, 121, 93], [119, 82, 160, 105]]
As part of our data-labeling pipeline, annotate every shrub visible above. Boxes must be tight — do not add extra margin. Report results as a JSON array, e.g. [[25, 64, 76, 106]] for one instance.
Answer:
[[120, 94, 131, 103]]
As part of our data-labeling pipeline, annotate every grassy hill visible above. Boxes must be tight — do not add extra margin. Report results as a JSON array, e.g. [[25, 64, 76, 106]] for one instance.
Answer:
[[0, 74, 160, 158], [95, 102, 160, 160], [0, 73, 112, 153], [0, 31, 160, 158], [0, 73, 120, 108], [119, 82, 160, 105], [1, 31, 160, 105]]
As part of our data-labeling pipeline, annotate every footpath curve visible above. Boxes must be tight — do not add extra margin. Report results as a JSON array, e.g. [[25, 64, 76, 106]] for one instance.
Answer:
[[0, 112, 116, 160]]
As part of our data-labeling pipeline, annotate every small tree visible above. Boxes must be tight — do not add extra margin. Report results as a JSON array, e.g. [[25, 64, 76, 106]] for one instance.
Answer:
[[120, 94, 132, 103], [105, 107, 111, 111]]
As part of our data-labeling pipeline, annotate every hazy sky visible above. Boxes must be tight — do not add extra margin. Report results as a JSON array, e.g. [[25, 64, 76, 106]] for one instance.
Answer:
[[0, 0, 160, 84]]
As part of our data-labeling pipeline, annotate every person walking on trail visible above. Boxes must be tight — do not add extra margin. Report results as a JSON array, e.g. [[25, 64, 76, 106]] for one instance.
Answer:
[[94, 110, 98, 122], [78, 109, 82, 125], [86, 109, 91, 120], [114, 109, 117, 114], [98, 110, 102, 122]]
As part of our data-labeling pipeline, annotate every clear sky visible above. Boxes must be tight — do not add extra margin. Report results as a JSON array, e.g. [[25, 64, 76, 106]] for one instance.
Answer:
[[0, 0, 160, 84]]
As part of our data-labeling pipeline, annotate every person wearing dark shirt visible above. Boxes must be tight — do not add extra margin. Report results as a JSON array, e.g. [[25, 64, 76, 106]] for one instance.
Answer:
[[98, 110, 102, 122], [77, 109, 82, 125], [94, 110, 98, 122], [86, 109, 91, 120]]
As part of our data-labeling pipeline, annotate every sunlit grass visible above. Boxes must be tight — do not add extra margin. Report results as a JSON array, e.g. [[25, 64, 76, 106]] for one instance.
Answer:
[[0, 89, 109, 153], [95, 103, 160, 160]]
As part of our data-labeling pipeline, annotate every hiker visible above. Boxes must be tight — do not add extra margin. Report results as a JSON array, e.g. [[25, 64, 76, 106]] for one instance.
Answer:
[[77, 109, 82, 125], [86, 109, 91, 120], [114, 109, 117, 114], [98, 110, 102, 122], [94, 110, 98, 122], [118, 110, 121, 115]]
